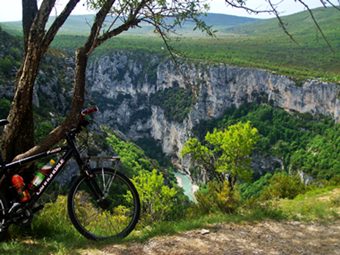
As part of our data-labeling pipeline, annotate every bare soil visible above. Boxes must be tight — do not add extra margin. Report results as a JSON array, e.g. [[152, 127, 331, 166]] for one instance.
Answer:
[[81, 220, 340, 255]]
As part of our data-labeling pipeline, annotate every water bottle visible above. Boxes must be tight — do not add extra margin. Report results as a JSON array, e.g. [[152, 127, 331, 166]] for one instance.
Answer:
[[11, 175, 31, 203], [30, 159, 56, 189]]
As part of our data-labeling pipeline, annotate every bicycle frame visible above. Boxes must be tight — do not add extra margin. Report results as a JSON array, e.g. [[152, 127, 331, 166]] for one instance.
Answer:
[[0, 119, 140, 240], [0, 131, 91, 209]]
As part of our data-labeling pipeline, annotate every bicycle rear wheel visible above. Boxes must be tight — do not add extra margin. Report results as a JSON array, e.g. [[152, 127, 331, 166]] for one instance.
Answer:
[[67, 168, 140, 240], [0, 192, 8, 241]]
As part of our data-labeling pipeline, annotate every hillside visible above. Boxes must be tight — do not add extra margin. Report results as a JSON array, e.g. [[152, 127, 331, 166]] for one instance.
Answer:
[[1, 8, 339, 81], [228, 7, 340, 39], [0, 13, 259, 36], [50, 7, 340, 82]]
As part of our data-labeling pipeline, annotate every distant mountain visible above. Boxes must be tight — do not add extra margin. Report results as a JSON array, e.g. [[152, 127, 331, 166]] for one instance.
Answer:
[[194, 13, 258, 28], [0, 13, 259, 36], [2, 7, 339, 38]]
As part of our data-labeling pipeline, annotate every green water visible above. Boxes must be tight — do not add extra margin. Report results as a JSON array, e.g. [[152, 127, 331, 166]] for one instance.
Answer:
[[175, 171, 197, 202]]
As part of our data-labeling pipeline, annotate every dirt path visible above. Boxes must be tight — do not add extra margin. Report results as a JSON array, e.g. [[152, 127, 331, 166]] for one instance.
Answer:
[[80, 221, 340, 255]]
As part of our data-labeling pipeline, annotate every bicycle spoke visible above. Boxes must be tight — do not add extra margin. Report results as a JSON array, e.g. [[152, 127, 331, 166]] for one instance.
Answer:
[[101, 168, 106, 191], [104, 175, 115, 196], [100, 170, 115, 196], [68, 169, 140, 240]]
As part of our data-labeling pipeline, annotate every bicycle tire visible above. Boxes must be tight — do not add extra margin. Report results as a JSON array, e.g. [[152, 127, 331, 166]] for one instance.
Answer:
[[0, 192, 8, 241], [67, 168, 140, 240]]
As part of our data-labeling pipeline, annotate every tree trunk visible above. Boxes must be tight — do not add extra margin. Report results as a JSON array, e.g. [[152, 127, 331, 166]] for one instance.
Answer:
[[10, 47, 88, 161], [1, 1, 39, 161], [1, 46, 43, 162], [1, 0, 79, 162]]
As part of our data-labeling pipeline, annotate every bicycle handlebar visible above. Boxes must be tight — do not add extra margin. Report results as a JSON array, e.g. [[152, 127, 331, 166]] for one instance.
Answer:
[[77, 106, 99, 130], [81, 106, 99, 117]]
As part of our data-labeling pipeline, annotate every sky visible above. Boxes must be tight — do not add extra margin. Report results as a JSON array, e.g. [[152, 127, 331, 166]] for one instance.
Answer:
[[0, 0, 330, 22]]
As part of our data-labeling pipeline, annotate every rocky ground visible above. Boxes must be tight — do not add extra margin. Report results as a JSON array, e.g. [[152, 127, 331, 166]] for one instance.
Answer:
[[80, 220, 340, 255]]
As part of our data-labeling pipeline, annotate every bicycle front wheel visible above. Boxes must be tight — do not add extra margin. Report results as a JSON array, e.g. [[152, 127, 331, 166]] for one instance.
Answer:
[[67, 168, 140, 240]]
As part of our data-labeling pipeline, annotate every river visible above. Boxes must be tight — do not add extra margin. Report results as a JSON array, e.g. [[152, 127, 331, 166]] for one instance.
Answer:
[[174, 171, 198, 202]]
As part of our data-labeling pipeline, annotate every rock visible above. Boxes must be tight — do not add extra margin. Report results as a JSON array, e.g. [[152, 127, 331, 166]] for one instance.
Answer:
[[199, 229, 210, 235], [85, 51, 340, 174]]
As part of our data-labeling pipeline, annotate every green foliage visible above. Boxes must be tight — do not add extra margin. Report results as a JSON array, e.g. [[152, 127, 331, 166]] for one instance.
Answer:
[[106, 130, 156, 176], [194, 103, 339, 180], [182, 121, 259, 185], [240, 173, 272, 200], [0, 26, 22, 78], [195, 181, 240, 214], [135, 137, 172, 168], [105, 129, 189, 224], [207, 122, 259, 176], [130, 169, 180, 225], [260, 172, 306, 200], [31, 196, 80, 239], [290, 125, 340, 179], [34, 120, 54, 143], [150, 86, 194, 122], [0, 56, 16, 76]]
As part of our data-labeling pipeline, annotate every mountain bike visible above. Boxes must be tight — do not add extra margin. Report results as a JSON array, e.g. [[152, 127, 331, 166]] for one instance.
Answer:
[[0, 107, 140, 241]]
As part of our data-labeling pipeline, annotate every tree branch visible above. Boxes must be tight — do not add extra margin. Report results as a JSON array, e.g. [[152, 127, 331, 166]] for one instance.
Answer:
[[297, 0, 334, 51], [224, 0, 274, 14], [224, 0, 339, 49], [84, 0, 116, 54], [322, 0, 340, 10], [267, 0, 299, 45], [29, 0, 57, 43], [22, 0, 38, 52], [95, 0, 148, 48], [42, 0, 80, 49]]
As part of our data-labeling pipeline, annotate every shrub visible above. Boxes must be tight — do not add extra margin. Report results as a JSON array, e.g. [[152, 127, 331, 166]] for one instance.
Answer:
[[260, 172, 305, 200], [195, 181, 240, 214], [130, 169, 180, 226]]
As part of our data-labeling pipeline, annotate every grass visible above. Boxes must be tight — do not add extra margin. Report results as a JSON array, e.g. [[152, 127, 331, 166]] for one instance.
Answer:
[[277, 187, 340, 221], [48, 7, 340, 83], [50, 32, 340, 83], [1, 186, 338, 254]]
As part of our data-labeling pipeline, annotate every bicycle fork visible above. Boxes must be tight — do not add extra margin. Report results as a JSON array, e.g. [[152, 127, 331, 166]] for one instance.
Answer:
[[84, 168, 116, 210]]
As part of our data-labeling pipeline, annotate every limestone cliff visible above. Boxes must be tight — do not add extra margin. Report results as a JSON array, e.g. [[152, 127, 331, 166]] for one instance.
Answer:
[[86, 51, 340, 169]]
